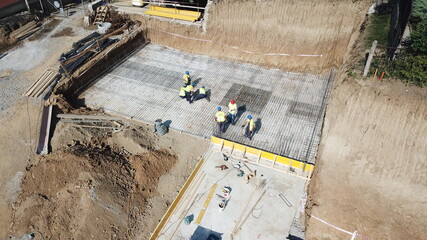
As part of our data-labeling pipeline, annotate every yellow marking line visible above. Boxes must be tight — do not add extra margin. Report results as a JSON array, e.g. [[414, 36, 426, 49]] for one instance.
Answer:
[[196, 183, 217, 224]]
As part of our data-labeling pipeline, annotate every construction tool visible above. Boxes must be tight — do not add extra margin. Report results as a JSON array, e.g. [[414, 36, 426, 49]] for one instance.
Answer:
[[279, 193, 292, 207], [215, 165, 228, 170]]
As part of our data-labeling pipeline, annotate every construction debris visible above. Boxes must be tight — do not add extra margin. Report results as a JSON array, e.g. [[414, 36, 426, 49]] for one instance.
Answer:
[[24, 70, 60, 97], [57, 113, 125, 132], [9, 21, 40, 40], [59, 32, 118, 76], [58, 23, 129, 77]]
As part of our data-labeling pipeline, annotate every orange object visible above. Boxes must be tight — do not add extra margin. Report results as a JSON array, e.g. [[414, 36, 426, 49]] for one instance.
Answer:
[[372, 69, 378, 81], [379, 72, 385, 81]]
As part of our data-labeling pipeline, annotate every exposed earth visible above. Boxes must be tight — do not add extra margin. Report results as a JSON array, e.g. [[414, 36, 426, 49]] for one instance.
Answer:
[[0, 1, 426, 239]]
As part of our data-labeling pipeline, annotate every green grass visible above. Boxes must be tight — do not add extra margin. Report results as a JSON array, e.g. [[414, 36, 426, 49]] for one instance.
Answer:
[[365, 13, 390, 47]]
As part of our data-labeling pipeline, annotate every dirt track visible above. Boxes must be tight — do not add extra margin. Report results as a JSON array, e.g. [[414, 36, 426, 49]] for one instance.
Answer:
[[307, 77, 427, 239]]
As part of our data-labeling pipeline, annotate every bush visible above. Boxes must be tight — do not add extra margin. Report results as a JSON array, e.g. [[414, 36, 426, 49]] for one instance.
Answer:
[[392, 54, 427, 86], [408, 22, 427, 54], [369, 54, 427, 87]]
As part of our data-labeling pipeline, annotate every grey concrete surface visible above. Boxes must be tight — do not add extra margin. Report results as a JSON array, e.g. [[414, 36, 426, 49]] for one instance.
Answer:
[[80, 44, 332, 163], [155, 147, 307, 240]]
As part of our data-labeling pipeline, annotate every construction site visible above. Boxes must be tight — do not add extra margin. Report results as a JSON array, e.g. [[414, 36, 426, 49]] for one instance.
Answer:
[[0, 0, 426, 239]]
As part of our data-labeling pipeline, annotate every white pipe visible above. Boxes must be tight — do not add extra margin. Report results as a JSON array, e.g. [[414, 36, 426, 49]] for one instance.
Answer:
[[24, 0, 31, 12]]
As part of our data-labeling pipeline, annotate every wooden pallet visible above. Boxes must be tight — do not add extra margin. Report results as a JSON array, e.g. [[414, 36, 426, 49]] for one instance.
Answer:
[[93, 5, 109, 25]]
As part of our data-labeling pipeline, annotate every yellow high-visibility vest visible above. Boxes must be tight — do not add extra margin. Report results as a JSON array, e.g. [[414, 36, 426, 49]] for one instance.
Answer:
[[179, 87, 187, 96], [247, 119, 255, 131], [183, 74, 190, 84], [186, 85, 194, 92], [199, 87, 206, 95], [228, 103, 237, 114], [216, 111, 226, 122]]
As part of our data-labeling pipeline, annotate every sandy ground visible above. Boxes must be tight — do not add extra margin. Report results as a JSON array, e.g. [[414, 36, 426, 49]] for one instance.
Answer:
[[0, 8, 209, 239], [127, 0, 371, 73], [6, 120, 209, 239], [0, 11, 97, 238], [1, 1, 426, 239], [0, 99, 41, 239], [306, 76, 427, 239]]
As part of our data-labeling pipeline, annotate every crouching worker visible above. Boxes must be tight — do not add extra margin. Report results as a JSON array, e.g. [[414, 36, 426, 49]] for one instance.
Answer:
[[242, 115, 256, 140], [179, 84, 190, 100], [192, 86, 208, 102], [186, 83, 196, 103]]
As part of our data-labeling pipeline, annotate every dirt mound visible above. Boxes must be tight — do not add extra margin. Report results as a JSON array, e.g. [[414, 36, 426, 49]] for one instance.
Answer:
[[11, 141, 177, 239]]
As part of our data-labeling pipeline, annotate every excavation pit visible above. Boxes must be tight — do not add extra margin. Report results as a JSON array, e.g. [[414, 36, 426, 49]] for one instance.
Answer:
[[79, 44, 333, 164]]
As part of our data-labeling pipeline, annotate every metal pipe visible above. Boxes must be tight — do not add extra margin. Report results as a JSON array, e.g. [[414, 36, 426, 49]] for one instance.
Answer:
[[24, 0, 31, 12], [38, 0, 44, 12]]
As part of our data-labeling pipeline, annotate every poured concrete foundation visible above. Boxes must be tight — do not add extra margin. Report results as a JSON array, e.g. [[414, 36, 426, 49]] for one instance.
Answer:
[[80, 44, 332, 163]]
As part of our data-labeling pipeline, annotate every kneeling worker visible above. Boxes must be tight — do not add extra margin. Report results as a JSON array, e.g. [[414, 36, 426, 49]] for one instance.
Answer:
[[186, 83, 195, 102], [192, 86, 208, 102], [179, 84, 189, 99]]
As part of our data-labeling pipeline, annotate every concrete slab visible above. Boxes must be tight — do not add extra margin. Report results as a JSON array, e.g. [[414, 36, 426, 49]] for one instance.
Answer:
[[80, 44, 332, 163], [153, 147, 307, 240]]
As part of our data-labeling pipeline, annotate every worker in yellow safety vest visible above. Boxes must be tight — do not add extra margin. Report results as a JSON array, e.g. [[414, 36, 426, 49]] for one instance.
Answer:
[[192, 86, 209, 102], [183, 71, 191, 85], [242, 115, 256, 140], [227, 100, 238, 124], [179, 84, 189, 99], [215, 107, 227, 133], [186, 83, 195, 103]]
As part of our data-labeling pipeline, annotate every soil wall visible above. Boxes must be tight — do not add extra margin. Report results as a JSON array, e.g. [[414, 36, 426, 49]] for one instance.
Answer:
[[132, 0, 371, 73]]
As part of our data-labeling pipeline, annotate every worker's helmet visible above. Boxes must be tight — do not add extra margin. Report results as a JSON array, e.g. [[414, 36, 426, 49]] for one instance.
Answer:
[[230, 100, 235, 104], [191, 83, 196, 86], [217, 107, 222, 111], [247, 115, 252, 119], [185, 71, 190, 75], [202, 86, 205, 88]]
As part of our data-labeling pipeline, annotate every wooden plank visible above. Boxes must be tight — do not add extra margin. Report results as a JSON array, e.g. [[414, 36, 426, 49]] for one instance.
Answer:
[[57, 113, 122, 121], [60, 119, 113, 123], [34, 73, 58, 97], [10, 21, 36, 37], [24, 70, 51, 96], [195, 183, 217, 224], [234, 190, 267, 236], [15, 26, 41, 39], [30, 71, 54, 97]]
